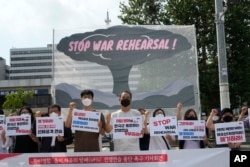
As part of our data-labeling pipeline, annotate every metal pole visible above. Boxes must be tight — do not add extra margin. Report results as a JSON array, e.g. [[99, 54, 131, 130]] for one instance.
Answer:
[[52, 28, 56, 104], [215, 0, 230, 109]]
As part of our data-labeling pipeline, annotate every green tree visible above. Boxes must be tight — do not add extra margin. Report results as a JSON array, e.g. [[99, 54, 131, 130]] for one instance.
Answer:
[[2, 88, 34, 114], [118, 0, 250, 113]]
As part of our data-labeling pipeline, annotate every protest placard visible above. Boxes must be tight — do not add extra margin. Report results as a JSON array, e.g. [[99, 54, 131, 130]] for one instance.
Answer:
[[215, 121, 245, 145], [149, 116, 177, 136], [0, 115, 5, 134], [5, 115, 31, 136], [72, 109, 101, 133], [36, 117, 64, 137], [177, 120, 206, 140], [112, 117, 142, 139]]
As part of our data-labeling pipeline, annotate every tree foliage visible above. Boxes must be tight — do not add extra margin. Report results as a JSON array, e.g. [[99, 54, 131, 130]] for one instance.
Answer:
[[118, 0, 250, 113], [2, 88, 34, 114]]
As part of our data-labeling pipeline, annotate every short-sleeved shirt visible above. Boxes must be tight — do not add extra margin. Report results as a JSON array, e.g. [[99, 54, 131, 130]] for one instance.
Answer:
[[74, 112, 106, 152], [243, 116, 250, 129], [111, 109, 141, 151]]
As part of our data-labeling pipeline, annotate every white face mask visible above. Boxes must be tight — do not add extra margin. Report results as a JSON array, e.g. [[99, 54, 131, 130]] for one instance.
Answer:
[[212, 115, 219, 121], [155, 114, 164, 118], [82, 98, 92, 106], [50, 112, 59, 117]]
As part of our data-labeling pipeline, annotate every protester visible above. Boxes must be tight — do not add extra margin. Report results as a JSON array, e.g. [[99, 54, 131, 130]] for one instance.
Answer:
[[177, 103, 207, 149], [14, 106, 39, 153], [0, 109, 13, 153], [106, 90, 144, 151], [40, 104, 73, 152], [138, 108, 150, 151], [144, 108, 175, 150], [65, 89, 108, 152], [237, 106, 250, 128], [206, 108, 241, 150]]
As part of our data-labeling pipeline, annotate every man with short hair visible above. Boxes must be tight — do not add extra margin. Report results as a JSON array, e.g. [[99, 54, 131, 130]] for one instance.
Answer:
[[106, 90, 144, 151], [65, 89, 108, 152]]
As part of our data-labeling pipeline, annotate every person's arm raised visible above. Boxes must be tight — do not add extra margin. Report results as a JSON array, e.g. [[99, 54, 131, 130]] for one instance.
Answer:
[[65, 102, 76, 128], [176, 102, 183, 120], [238, 106, 247, 121], [206, 109, 217, 131], [104, 112, 113, 133]]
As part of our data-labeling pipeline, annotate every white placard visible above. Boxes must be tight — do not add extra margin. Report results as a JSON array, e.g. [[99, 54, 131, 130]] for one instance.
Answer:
[[36, 117, 64, 137], [112, 117, 142, 139], [5, 115, 31, 136], [214, 121, 245, 144], [0, 115, 5, 134], [72, 109, 101, 133], [149, 116, 177, 136], [177, 120, 206, 140]]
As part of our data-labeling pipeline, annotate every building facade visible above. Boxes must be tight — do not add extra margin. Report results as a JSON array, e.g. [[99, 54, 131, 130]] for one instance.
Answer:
[[0, 45, 53, 110], [9, 45, 52, 80]]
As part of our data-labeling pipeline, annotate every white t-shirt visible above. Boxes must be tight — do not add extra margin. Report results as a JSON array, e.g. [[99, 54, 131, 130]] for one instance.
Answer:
[[111, 109, 141, 151], [183, 140, 200, 149], [147, 125, 173, 150]]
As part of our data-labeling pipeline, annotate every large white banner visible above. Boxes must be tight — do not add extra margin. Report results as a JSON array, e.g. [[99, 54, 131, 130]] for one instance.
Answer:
[[53, 25, 200, 115], [0, 148, 229, 167]]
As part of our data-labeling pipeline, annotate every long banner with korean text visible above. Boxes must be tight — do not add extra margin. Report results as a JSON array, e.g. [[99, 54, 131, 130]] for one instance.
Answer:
[[0, 148, 229, 167]]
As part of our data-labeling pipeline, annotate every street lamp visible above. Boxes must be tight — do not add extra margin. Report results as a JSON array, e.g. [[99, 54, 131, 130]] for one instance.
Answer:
[[215, 0, 230, 109]]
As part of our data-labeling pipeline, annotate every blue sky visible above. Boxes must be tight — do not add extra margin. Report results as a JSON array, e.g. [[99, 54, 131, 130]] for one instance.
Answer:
[[0, 0, 126, 65]]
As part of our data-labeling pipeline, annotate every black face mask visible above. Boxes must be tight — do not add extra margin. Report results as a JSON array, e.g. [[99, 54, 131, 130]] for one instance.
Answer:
[[121, 99, 130, 107], [223, 116, 233, 122], [186, 116, 197, 120]]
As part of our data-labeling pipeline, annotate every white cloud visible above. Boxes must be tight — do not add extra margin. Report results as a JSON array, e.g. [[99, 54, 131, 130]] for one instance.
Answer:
[[0, 0, 127, 65]]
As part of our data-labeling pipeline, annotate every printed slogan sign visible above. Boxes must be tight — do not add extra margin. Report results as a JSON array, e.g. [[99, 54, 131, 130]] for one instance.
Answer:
[[54, 25, 199, 112], [177, 120, 206, 140], [71, 109, 101, 133], [0, 115, 5, 134], [36, 117, 64, 137], [5, 115, 31, 136], [112, 117, 143, 139], [214, 121, 245, 145], [149, 116, 177, 136]]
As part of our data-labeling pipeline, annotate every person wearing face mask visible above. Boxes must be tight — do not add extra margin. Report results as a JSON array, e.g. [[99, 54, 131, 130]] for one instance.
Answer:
[[106, 90, 144, 151], [65, 89, 109, 152], [177, 103, 208, 149], [14, 106, 39, 153], [206, 108, 241, 150], [144, 108, 175, 150], [39, 104, 73, 153]]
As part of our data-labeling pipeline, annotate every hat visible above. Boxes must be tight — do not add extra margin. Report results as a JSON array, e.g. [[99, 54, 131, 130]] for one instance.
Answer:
[[221, 108, 233, 115]]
